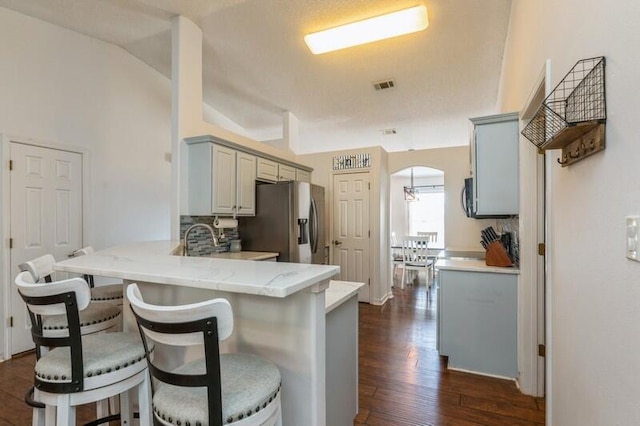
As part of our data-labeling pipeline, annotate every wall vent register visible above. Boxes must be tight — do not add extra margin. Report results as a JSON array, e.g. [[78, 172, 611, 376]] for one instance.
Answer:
[[373, 79, 395, 90]]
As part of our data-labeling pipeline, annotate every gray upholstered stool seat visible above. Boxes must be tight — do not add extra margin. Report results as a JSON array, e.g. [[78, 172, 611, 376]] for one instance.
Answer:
[[41, 301, 121, 335], [89, 284, 124, 302], [153, 353, 281, 425], [35, 332, 146, 388]]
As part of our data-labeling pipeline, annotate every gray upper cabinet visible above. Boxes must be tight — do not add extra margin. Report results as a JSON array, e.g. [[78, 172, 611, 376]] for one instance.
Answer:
[[187, 142, 256, 216], [256, 157, 279, 182], [186, 136, 312, 216], [470, 112, 519, 216], [256, 157, 309, 182], [277, 164, 296, 181], [295, 168, 311, 183]]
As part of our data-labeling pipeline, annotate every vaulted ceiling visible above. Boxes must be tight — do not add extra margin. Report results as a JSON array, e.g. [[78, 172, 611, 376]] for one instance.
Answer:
[[0, 0, 512, 154]]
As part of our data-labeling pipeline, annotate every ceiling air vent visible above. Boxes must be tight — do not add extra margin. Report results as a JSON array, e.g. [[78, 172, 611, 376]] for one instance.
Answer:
[[373, 79, 395, 91], [380, 128, 397, 135]]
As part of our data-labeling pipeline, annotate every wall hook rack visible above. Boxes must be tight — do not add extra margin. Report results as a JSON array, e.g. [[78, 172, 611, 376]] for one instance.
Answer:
[[522, 56, 606, 167]]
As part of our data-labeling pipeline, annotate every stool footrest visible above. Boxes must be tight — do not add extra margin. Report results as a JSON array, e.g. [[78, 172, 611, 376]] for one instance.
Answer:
[[83, 413, 120, 426]]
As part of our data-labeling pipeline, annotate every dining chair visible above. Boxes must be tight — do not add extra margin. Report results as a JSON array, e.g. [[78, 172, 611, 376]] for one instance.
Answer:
[[14, 271, 151, 426], [127, 283, 283, 426], [400, 236, 433, 292], [417, 231, 438, 244], [416, 232, 438, 281]]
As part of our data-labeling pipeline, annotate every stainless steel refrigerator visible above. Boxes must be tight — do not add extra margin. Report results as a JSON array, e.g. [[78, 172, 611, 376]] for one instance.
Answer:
[[239, 181, 326, 264]]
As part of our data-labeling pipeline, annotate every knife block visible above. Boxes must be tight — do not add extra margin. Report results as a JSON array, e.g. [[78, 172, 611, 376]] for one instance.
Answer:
[[485, 241, 513, 267]]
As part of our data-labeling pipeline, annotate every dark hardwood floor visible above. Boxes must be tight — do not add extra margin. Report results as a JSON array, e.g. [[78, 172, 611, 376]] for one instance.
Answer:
[[0, 278, 544, 425], [0, 351, 99, 425], [355, 280, 545, 425]]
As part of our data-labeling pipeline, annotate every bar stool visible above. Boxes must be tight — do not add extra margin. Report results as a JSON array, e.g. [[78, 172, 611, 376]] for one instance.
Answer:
[[19, 254, 121, 335], [127, 283, 283, 426], [19, 254, 122, 421], [14, 271, 152, 426], [71, 247, 124, 305]]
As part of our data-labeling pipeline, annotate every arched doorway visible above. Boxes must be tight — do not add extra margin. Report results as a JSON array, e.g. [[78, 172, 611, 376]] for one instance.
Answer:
[[390, 166, 445, 287], [391, 166, 445, 247]]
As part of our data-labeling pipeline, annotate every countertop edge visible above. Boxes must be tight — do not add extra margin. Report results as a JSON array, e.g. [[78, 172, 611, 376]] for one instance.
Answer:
[[325, 280, 365, 313], [54, 241, 339, 298], [435, 259, 520, 275]]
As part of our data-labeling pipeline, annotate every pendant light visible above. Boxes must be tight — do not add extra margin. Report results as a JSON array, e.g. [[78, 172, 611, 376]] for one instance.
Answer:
[[404, 168, 418, 201]]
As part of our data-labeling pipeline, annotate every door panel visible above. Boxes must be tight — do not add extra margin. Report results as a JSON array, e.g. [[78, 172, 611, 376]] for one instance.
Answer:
[[10, 142, 83, 354], [332, 172, 370, 302]]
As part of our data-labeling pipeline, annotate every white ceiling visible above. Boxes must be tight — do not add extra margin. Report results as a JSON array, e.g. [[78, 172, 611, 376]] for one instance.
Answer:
[[0, 0, 512, 154]]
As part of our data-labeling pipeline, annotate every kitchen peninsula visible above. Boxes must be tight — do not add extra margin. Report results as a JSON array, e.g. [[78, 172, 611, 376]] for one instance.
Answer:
[[54, 241, 341, 426]]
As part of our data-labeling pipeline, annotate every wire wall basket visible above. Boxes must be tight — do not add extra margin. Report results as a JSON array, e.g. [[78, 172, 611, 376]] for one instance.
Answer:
[[521, 57, 606, 164]]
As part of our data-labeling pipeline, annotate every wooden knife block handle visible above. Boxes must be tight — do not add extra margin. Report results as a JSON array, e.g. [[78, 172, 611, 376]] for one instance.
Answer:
[[485, 241, 513, 267]]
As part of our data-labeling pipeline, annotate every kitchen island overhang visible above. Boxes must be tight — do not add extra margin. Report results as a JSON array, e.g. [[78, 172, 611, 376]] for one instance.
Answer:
[[54, 240, 341, 426]]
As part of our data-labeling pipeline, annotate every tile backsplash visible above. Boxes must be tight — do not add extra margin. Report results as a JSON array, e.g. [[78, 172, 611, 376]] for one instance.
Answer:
[[496, 217, 519, 266], [180, 215, 240, 256]]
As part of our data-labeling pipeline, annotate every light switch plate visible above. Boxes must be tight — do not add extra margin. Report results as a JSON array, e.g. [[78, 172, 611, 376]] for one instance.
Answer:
[[626, 216, 640, 261]]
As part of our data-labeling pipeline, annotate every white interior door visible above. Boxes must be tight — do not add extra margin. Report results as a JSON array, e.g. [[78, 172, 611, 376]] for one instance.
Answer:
[[9, 142, 83, 354], [332, 172, 370, 302]]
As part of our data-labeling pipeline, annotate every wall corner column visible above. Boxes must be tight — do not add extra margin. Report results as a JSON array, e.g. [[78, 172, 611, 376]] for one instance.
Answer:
[[171, 15, 203, 239]]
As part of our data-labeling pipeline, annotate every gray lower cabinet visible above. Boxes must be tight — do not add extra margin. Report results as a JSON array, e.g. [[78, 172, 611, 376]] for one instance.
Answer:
[[326, 293, 359, 425], [438, 269, 517, 378]]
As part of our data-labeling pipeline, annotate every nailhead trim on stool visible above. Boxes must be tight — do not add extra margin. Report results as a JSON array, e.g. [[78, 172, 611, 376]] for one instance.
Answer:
[[35, 333, 146, 384], [42, 302, 121, 331], [152, 353, 281, 425]]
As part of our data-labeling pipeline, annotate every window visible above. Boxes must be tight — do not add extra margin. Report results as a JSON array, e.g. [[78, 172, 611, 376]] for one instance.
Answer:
[[408, 186, 445, 248]]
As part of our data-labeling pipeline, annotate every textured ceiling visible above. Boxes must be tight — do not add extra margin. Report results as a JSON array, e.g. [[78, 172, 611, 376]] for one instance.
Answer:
[[0, 0, 512, 154]]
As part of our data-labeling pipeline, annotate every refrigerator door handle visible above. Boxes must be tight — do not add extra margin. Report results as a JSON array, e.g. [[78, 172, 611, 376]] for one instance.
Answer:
[[310, 197, 319, 254]]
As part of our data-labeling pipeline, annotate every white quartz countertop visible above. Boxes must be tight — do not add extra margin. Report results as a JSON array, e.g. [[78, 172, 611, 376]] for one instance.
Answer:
[[325, 280, 365, 313], [54, 241, 339, 298], [207, 251, 278, 261], [435, 259, 520, 275]]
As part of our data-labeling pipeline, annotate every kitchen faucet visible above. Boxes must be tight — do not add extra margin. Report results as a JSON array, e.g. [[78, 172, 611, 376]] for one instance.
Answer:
[[182, 223, 218, 256]]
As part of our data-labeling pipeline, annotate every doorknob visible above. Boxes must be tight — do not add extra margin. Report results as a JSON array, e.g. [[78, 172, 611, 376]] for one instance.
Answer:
[[332, 240, 343, 246]]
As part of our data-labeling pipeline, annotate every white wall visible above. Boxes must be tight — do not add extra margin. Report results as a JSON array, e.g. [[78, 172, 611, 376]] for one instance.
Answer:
[[298, 147, 390, 305], [389, 147, 496, 251], [499, 1, 640, 424], [0, 7, 172, 357], [0, 7, 172, 246]]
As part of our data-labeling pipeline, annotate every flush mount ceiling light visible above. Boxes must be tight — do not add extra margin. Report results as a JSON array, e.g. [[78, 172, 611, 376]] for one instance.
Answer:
[[304, 5, 429, 55]]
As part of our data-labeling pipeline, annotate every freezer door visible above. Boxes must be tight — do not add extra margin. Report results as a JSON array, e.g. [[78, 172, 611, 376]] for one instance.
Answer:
[[310, 184, 326, 264], [293, 181, 312, 264]]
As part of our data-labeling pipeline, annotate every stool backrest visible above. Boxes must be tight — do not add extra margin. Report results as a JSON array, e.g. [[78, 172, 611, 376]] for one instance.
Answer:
[[15, 270, 91, 315], [72, 246, 94, 256], [19, 254, 56, 283], [127, 283, 233, 426], [71, 246, 96, 287], [14, 270, 91, 392]]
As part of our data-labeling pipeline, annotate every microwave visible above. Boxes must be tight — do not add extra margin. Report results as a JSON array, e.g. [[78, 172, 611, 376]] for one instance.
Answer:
[[461, 178, 475, 218], [461, 177, 511, 219]]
